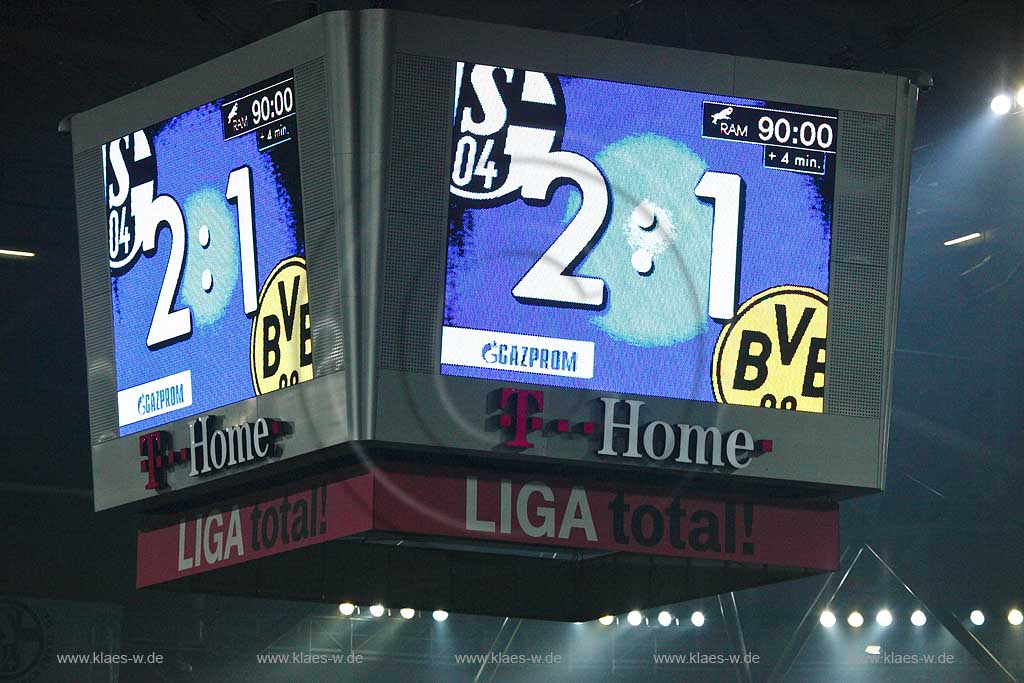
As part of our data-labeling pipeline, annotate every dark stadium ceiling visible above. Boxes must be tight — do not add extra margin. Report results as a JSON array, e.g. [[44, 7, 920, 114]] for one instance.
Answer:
[[1, 0, 1022, 613]]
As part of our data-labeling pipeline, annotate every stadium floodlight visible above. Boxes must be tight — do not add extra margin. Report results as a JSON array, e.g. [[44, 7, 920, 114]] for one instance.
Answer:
[[991, 94, 1012, 115]]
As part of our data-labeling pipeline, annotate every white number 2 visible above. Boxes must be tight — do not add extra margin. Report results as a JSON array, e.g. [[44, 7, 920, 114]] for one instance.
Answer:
[[510, 130, 609, 308], [133, 181, 192, 349]]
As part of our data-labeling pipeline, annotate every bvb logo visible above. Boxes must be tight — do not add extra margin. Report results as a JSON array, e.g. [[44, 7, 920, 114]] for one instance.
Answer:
[[713, 285, 827, 413], [250, 256, 314, 394]]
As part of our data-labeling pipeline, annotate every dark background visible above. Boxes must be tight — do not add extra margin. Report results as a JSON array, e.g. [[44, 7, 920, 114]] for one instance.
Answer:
[[1, 1, 1022, 681]]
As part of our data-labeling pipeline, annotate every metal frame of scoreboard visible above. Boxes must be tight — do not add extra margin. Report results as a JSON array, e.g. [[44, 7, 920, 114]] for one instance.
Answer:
[[70, 10, 915, 617]]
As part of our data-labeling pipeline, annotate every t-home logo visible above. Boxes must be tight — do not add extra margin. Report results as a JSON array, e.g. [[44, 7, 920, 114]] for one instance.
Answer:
[[493, 388, 772, 469], [138, 416, 287, 490]]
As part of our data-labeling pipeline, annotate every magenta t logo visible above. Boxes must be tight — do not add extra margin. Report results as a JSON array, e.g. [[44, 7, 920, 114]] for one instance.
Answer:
[[499, 388, 544, 448], [138, 430, 189, 491]]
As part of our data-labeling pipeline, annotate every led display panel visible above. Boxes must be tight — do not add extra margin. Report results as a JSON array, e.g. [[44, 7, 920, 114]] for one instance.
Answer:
[[441, 63, 837, 414], [104, 72, 313, 435]]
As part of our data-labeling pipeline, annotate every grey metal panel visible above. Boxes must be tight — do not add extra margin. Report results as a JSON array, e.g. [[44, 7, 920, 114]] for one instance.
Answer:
[[876, 81, 917, 489], [74, 147, 119, 444], [76, 148, 109, 302], [373, 10, 910, 493], [826, 262, 886, 420], [355, 10, 393, 440], [825, 110, 895, 420], [832, 111, 895, 266], [70, 17, 329, 153], [374, 370, 881, 491], [379, 53, 452, 373], [733, 56, 898, 114], [558, 37, 736, 94], [388, 11, 565, 76], [295, 57, 345, 376], [68, 15, 351, 508], [320, 11, 364, 441], [91, 371, 349, 511]]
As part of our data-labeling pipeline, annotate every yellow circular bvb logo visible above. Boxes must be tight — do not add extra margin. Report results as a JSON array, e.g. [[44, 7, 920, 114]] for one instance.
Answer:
[[713, 285, 827, 413], [250, 256, 314, 395]]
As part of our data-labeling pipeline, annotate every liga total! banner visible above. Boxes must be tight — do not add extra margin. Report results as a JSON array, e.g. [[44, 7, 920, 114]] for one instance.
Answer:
[[137, 466, 838, 587]]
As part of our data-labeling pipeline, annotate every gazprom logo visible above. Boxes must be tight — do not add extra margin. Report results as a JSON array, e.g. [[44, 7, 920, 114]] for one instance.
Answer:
[[482, 340, 578, 374], [117, 370, 194, 428], [138, 383, 186, 416], [442, 327, 594, 379]]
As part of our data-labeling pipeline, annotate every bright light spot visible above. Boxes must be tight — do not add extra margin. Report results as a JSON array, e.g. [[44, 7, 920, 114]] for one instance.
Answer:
[[970, 610, 985, 626], [400, 608, 415, 620], [627, 610, 643, 626], [691, 611, 705, 628], [992, 94, 1012, 115], [658, 611, 673, 627], [1017, 88, 1024, 109], [848, 611, 864, 628], [338, 602, 355, 616], [1009, 609, 1023, 626], [876, 609, 893, 627], [369, 604, 385, 618], [819, 610, 837, 628], [0, 249, 36, 259], [911, 610, 927, 626], [943, 232, 982, 246], [432, 610, 449, 622], [865, 645, 881, 655], [598, 615, 615, 626]]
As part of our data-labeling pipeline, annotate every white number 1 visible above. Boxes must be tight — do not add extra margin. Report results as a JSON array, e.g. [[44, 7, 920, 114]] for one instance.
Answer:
[[694, 170, 744, 321], [226, 166, 258, 316]]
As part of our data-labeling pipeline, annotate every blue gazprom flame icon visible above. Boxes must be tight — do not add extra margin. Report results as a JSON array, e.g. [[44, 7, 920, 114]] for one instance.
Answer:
[[482, 340, 499, 363]]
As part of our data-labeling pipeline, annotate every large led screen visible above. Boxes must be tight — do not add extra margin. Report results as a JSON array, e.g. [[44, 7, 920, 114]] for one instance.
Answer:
[[441, 63, 837, 413], [105, 72, 313, 435]]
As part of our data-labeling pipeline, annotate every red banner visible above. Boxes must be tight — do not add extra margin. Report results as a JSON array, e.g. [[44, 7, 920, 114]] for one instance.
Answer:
[[137, 465, 838, 587], [136, 474, 374, 587], [372, 468, 838, 571]]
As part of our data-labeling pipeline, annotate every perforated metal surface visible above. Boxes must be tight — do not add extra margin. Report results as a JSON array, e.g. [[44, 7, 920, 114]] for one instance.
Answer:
[[826, 111, 895, 419], [833, 112, 894, 266], [380, 53, 452, 372], [296, 57, 345, 376], [75, 147, 119, 443]]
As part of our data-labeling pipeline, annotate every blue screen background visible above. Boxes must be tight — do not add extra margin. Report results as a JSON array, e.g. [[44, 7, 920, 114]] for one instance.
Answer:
[[443, 75, 832, 402], [110, 100, 303, 435]]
